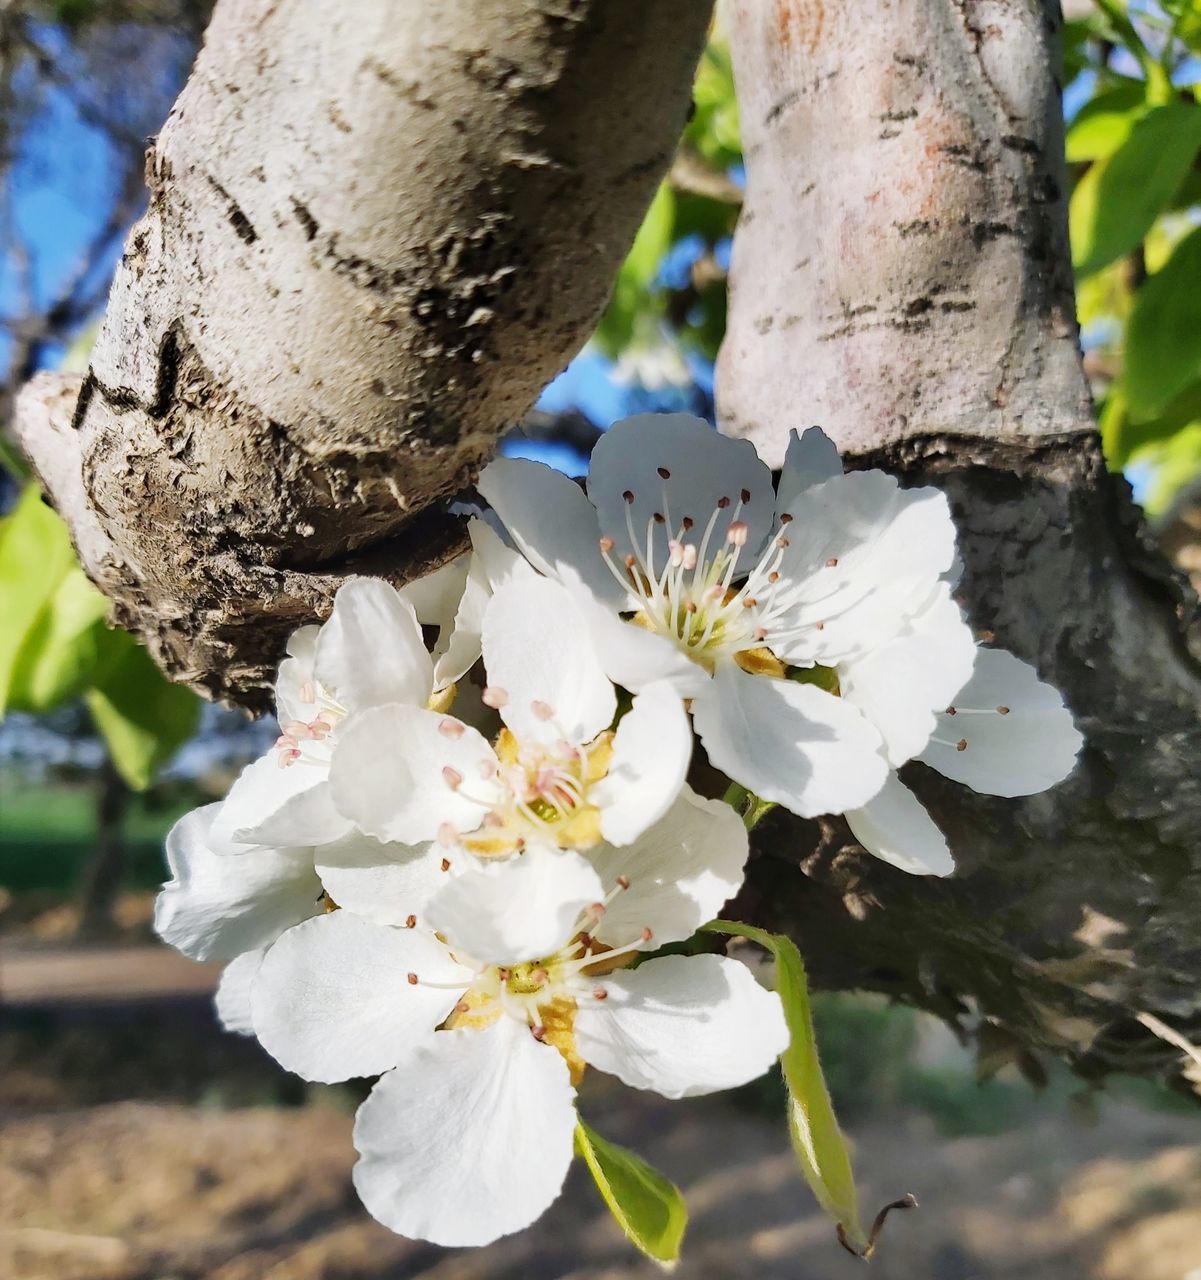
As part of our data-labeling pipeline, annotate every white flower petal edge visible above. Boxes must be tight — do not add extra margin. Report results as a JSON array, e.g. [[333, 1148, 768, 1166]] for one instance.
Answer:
[[314, 831, 453, 929], [918, 647, 1083, 797], [840, 583, 977, 767], [481, 575, 616, 749], [275, 625, 320, 724], [592, 681, 692, 845], [215, 949, 264, 1036], [693, 663, 888, 817], [330, 704, 500, 845], [574, 953, 788, 1099], [476, 456, 625, 609], [315, 577, 434, 712], [251, 912, 470, 1083], [587, 412, 775, 576], [154, 805, 322, 962], [775, 425, 842, 514], [588, 789, 749, 948], [211, 753, 352, 849], [426, 846, 604, 965], [397, 554, 469, 680], [353, 1018, 576, 1249], [844, 772, 955, 877]]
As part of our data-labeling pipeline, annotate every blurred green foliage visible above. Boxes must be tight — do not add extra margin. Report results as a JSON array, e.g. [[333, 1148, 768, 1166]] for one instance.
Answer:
[[0, 485, 200, 789]]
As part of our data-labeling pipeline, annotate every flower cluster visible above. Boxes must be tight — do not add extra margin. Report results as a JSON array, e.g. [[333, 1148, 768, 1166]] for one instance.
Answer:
[[156, 413, 1082, 1250]]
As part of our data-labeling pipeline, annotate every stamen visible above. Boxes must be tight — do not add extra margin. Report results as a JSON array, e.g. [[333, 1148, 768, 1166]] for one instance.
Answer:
[[957, 738, 968, 751], [438, 717, 464, 740], [726, 520, 749, 547], [593, 987, 609, 1000], [440, 857, 452, 872], [442, 766, 464, 790], [657, 466, 671, 479], [682, 516, 694, 531], [598, 535, 614, 553], [298, 681, 315, 703], [717, 496, 731, 509], [530, 1025, 547, 1041], [741, 487, 751, 503], [742, 597, 758, 609], [622, 489, 634, 504], [531, 700, 554, 722], [641, 926, 654, 942], [482, 686, 509, 709], [997, 705, 1010, 715], [826, 557, 839, 568], [405, 914, 416, 928], [754, 627, 768, 641], [653, 511, 666, 524], [616, 875, 630, 890], [407, 972, 419, 985], [437, 822, 458, 847], [779, 512, 793, 524]]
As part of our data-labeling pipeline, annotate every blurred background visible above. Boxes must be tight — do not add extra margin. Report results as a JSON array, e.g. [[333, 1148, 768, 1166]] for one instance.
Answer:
[[3, 2, 1201, 1277]]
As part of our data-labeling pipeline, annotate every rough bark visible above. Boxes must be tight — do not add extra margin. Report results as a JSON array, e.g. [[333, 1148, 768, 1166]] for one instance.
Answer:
[[15, 0, 711, 710], [719, 0, 1201, 1087]]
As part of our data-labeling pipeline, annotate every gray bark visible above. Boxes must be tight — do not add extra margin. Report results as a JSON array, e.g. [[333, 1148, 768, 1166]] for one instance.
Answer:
[[719, 0, 1201, 1087], [15, 0, 711, 710]]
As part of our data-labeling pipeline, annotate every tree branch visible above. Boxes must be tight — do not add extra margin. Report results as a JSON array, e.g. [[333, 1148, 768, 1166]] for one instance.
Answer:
[[718, 0, 1201, 1087], [15, 0, 712, 709]]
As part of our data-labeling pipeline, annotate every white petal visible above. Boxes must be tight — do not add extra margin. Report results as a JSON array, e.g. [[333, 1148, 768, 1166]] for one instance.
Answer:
[[212, 753, 351, 848], [215, 949, 264, 1036], [275, 624, 320, 724], [845, 773, 955, 876], [588, 413, 774, 573], [768, 470, 959, 666], [252, 914, 469, 1083], [399, 556, 470, 681], [426, 845, 603, 964], [353, 1018, 576, 1247], [589, 789, 749, 949], [692, 664, 887, 817], [315, 578, 433, 713], [840, 583, 977, 766], [919, 648, 1083, 796], [430, 520, 534, 689], [477, 456, 624, 607], [576, 954, 787, 1099], [154, 805, 321, 962], [481, 577, 616, 747], [329, 705, 500, 845], [775, 426, 842, 515], [593, 682, 691, 845], [315, 831, 452, 929], [565, 582, 709, 697]]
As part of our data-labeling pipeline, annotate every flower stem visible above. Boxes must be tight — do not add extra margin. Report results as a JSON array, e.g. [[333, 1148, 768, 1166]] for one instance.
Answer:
[[721, 781, 776, 831]]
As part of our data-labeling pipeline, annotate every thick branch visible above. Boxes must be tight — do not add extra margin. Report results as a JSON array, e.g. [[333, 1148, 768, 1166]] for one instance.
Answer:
[[719, 0, 1201, 1086], [16, 0, 711, 709]]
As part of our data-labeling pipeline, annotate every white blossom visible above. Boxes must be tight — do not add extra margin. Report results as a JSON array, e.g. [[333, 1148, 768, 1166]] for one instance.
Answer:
[[478, 413, 966, 820], [330, 575, 693, 856], [211, 551, 474, 851], [250, 797, 782, 1247]]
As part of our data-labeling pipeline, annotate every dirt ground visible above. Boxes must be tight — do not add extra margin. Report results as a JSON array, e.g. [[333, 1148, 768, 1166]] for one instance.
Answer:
[[3, 948, 1201, 1280]]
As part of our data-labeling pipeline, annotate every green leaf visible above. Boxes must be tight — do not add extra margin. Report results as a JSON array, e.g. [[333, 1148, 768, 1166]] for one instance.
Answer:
[[0, 486, 107, 714], [1065, 83, 1146, 163], [595, 182, 676, 356], [84, 631, 201, 790], [1126, 225, 1201, 417], [703, 920, 870, 1253], [1070, 103, 1201, 278], [574, 1118, 687, 1267]]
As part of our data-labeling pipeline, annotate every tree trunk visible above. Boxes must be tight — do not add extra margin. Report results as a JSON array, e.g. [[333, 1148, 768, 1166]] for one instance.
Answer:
[[718, 0, 1201, 1087], [15, 0, 712, 711]]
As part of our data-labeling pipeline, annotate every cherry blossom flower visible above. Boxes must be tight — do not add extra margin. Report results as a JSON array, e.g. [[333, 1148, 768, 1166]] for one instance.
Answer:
[[249, 794, 782, 1247], [845, 647, 1084, 875], [329, 575, 692, 857], [478, 413, 968, 819], [211, 558, 473, 851]]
